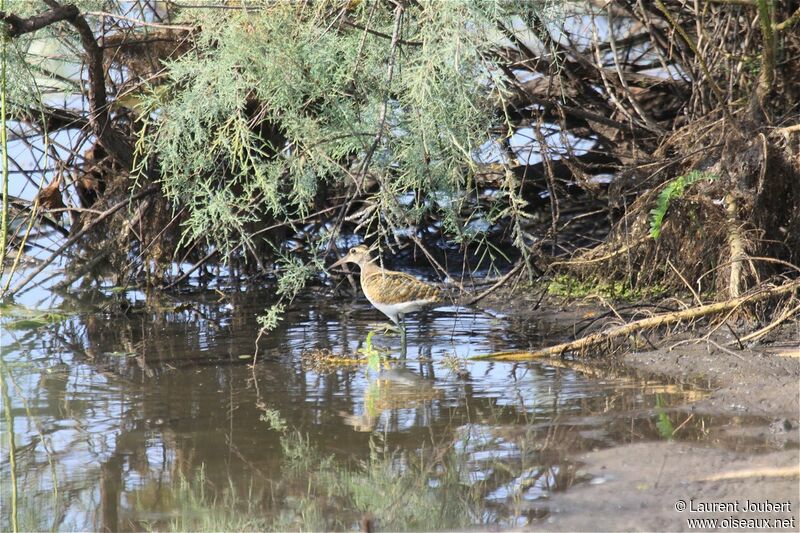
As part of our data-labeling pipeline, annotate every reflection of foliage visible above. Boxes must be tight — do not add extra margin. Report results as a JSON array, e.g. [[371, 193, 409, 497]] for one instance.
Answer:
[[153, 432, 480, 532], [259, 408, 288, 433], [0, 302, 70, 330], [144, 467, 271, 532], [654, 395, 675, 440]]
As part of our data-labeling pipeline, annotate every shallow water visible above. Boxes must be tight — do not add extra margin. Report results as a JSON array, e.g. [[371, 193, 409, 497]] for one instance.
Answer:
[[0, 288, 773, 531]]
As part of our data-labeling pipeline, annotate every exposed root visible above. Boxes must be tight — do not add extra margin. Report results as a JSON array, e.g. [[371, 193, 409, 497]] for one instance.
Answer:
[[472, 280, 800, 361], [724, 193, 746, 298]]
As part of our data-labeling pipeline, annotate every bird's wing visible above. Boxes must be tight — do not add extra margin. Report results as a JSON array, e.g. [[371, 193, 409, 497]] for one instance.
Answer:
[[362, 270, 441, 305]]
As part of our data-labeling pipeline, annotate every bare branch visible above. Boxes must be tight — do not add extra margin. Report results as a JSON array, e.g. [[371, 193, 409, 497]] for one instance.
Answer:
[[41, 0, 134, 170], [0, 4, 78, 37]]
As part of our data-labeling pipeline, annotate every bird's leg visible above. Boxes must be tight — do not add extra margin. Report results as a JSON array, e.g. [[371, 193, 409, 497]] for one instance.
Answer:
[[399, 314, 407, 358]]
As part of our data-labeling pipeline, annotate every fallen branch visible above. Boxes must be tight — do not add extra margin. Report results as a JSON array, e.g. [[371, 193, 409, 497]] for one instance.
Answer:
[[471, 280, 800, 361], [734, 302, 800, 345]]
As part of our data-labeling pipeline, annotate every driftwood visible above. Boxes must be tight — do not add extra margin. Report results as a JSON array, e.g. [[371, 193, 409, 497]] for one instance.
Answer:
[[472, 280, 800, 361]]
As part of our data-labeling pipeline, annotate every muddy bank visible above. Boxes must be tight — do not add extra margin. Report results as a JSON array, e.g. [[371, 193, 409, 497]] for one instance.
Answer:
[[482, 289, 799, 420], [480, 289, 800, 531], [538, 442, 798, 531], [622, 340, 799, 421]]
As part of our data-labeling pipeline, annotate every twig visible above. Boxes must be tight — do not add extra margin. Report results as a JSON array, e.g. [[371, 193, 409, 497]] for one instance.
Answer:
[[654, 0, 736, 125], [667, 258, 702, 306], [408, 233, 464, 292], [605, 7, 663, 133], [774, 7, 800, 32], [0, 11, 8, 274], [734, 302, 800, 345], [467, 260, 524, 305], [164, 248, 218, 289], [340, 19, 421, 47], [549, 236, 651, 267], [698, 466, 799, 482], [755, 0, 775, 101], [357, 2, 404, 184], [471, 280, 800, 361], [85, 11, 195, 31], [0, 3, 79, 37]]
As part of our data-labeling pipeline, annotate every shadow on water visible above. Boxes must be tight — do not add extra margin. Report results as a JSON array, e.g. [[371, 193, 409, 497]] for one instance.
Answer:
[[0, 288, 784, 531]]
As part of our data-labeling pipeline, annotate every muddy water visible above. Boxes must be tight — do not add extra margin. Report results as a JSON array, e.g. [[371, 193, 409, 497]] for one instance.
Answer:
[[0, 289, 769, 531]]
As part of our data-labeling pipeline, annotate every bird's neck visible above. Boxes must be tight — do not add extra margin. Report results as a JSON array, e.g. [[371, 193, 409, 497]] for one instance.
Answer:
[[358, 258, 380, 276]]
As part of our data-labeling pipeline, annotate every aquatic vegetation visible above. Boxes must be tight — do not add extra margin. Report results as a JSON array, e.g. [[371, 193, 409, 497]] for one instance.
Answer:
[[260, 408, 288, 433], [359, 331, 388, 373], [546, 275, 668, 301], [300, 347, 369, 373]]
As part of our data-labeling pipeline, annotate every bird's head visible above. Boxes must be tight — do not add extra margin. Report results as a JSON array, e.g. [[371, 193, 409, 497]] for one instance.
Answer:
[[331, 244, 373, 269]]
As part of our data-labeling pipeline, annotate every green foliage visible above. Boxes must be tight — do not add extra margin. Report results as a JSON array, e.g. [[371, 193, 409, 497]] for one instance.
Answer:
[[358, 331, 386, 372], [149, 467, 271, 533], [256, 303, 284, 332], [649, 170, 717, 239], [0, 302, 70, 330], [143, 0, 556, 262], [2, 1, 102, 106], [258, 251, 322, 332]]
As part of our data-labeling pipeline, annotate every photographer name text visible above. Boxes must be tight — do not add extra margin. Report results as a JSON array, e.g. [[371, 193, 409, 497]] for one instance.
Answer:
[[686, 499, 791, 514]]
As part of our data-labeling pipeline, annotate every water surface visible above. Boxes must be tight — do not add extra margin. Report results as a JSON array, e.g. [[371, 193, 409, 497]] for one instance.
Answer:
[[0, 289, 763, 531]]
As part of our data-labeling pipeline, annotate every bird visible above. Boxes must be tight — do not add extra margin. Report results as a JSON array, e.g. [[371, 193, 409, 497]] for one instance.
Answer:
[[330, 245, 441, 345]]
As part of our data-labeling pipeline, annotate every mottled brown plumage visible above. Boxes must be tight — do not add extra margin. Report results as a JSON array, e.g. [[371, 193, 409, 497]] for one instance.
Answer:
[[331, 245, 441, 325], [362, 270, 440, 305]]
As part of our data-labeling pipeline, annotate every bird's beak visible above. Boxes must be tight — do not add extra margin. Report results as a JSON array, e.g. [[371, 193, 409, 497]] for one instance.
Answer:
[[330, 255, 349, 269]]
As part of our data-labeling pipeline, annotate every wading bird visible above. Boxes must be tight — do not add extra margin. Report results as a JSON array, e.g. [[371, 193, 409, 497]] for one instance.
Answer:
[[331, 245, 441, 348]]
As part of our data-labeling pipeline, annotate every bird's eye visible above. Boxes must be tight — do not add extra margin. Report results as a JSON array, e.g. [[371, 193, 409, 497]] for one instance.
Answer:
[[349, 247, 356, 254]]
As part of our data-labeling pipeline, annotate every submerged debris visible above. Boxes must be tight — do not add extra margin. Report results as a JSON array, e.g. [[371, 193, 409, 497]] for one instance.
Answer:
[[300, 348, 369, 373]]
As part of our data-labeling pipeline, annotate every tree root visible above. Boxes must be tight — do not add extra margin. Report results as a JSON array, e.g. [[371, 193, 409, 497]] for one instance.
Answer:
[[472, 280, 800, 361], [725, 193, 746, 298]]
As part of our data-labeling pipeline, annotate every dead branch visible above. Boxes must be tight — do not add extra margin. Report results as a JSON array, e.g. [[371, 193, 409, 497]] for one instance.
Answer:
[[467, 260, 525, 305], [472, 280, 800, 361], [3, 185, 158, 297], [774, 7, 800, 32], [724, 193, 746, 298]]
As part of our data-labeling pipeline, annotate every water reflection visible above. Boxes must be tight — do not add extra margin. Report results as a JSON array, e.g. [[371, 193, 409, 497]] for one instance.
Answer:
[[0, 290, 767, 531]]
